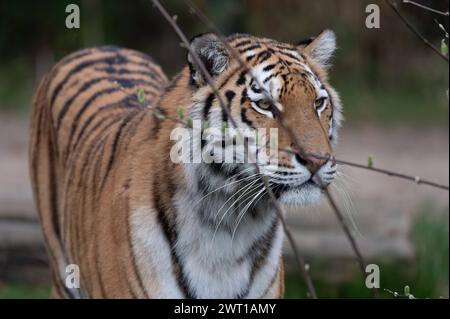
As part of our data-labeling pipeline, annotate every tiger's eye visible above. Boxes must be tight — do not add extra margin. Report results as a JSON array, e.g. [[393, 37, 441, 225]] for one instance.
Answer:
[[315, 97, 326, 109], [258, 100, 272, 109]]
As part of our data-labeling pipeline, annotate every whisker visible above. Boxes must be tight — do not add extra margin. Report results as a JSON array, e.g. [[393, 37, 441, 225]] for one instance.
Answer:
[[212, 179, 262, 240], [231, 185, 267, 245], [194, 172, 261, 206], [330, 181, 363, 238]]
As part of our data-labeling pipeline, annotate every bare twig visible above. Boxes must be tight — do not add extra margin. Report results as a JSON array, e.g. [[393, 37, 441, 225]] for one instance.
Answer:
[[308, 153, 449, 191], [403, 0, 449, 17], [324, 189, 379, 298], [334, 158, 449, 190], [151, 0, 318, 299], [261, 176, 318, 298], [384, 0, 449, 62], [273, 148, 449, 191], [150, 0, 236, 128]]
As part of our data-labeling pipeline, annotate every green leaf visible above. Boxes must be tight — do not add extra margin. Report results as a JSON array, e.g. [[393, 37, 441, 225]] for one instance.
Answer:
[[153, 109, 166, 120], [202, 121, 209, 130], [441, 39, 448, 56], [177, 105, 185, 120], [137, 88, 146, 103], [186, 118, 193, 128], [367, 155, 374, 168]]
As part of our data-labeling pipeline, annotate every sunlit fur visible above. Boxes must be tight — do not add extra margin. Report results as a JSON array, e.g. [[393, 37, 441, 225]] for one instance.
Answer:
[[30, 31, 342, 299]]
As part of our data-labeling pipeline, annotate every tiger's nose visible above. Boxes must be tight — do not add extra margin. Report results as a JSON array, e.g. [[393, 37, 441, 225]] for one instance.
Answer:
[[295, 153, 331, 175]]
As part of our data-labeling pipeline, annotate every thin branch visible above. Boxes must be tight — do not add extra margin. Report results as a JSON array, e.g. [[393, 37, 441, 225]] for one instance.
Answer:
[[303, 152, 449, 191], [334, 158, 449, 190], [150, 0, 236, 129], [324, 189, 379, 298], [402, 0, 449, 17], [261, 175, 318, 298], [151, 0, 318, 299], [384, 0, 449, 62], [271, 146, 449, 191]]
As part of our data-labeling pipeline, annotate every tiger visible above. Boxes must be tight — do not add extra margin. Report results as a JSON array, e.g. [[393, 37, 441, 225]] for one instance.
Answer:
[[29, 30, 342, 299]]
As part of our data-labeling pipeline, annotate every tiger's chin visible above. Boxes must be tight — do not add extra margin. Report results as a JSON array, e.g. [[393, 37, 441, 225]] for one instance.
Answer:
[[276, 181, 323, 207]]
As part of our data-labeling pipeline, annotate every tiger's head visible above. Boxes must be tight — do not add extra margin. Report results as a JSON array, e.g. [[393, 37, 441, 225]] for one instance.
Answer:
[[186, 30, 342, 207]]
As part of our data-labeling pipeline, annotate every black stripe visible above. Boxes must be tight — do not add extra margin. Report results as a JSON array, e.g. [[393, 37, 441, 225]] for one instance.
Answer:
[[63, 86, 119, 145], [240, 88, 248, 105], [56, 49, 94, 67], [225, 90, 236, 103], [50, 53, 153, 108], [223, 90, 236, 122], [47, 131, 61, 241], [124, 110, 149, 150], [263, 74, 275, 84], [240, 107, 255, 129], [69, 99, 136, 161], [263, 64, 276, 72], [96, 66, 164, 82], [72, 134, 106, 296], [203, 93, 215, 121], [98, 113, 136, 193], [234, 40, 252, 48], [259, 265, 280, 298], [50, 54, 124, 107], [153, 174, 195, 299], [113, 77, 160, 90], [236, 71, 247, 86], [56, 77, 150, 130], [256, 50, 273, 63], [239, 44, 261, 53], [275, 44, 294, 50], [242, 218, 279, 298], [277, 50, 301, 61]]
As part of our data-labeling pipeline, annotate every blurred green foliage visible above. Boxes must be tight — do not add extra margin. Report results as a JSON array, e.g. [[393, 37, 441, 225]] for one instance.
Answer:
[[0, 0, 448, 123], [0, 283, 50, 299]]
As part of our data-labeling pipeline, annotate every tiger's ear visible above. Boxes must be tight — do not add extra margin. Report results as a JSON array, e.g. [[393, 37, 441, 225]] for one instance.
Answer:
[[297, 30, 336, 69], [187, 33, 230, 86]]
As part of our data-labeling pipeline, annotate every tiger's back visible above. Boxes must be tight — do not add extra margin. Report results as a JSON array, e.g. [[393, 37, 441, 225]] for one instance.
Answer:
[[29, 46, 168, 298]]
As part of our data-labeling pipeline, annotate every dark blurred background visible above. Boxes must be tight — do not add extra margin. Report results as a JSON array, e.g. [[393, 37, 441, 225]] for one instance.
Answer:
[[0, 0, 448, 298]]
